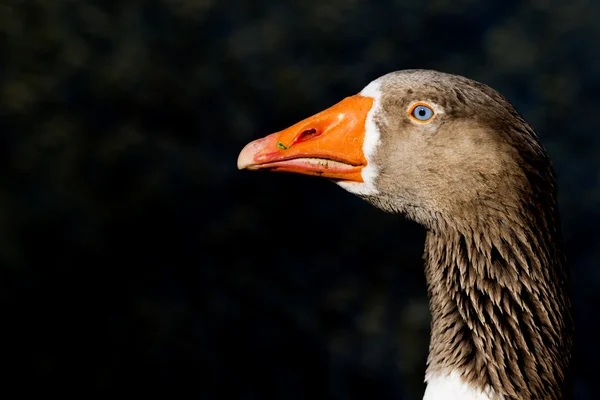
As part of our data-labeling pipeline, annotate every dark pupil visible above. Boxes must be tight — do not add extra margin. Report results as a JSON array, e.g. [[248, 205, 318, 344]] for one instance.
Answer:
[[418, 108, 426, 117]]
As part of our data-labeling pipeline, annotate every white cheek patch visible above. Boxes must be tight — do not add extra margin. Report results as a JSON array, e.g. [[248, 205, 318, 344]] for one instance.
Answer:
[[336, 79, 382, 196]]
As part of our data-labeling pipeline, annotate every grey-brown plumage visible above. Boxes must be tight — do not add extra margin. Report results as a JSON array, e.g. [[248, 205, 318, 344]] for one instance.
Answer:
[[237, 69, 574, 399], [360, 70, 573, 399]]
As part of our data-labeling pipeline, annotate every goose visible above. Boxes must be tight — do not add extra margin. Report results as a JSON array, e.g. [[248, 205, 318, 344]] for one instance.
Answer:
[[237, 70, 573, 400]]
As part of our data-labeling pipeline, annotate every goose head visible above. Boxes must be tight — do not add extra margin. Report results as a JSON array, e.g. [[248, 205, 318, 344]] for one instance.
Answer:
[[239, 70, 555, 232], [238, 70, 572, 400]]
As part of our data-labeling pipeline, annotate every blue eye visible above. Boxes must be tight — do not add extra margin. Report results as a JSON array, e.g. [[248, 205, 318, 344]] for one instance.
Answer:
[[411, 104, 434, 121]]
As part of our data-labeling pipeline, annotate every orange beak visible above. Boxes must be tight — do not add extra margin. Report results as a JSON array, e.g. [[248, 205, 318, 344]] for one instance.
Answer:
[[237, 95, 374, 182]]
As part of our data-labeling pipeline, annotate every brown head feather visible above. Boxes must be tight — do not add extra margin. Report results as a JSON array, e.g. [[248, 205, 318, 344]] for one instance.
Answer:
[[238, 69, 574, 399], [360, 70, 573, 399]]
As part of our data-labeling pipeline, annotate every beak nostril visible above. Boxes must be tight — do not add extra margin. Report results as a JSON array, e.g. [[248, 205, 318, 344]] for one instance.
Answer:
[[294, 128, 320, 143]]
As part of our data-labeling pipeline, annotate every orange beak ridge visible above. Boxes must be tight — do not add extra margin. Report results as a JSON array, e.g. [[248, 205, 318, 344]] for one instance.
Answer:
[[237, 95, 374, 182]]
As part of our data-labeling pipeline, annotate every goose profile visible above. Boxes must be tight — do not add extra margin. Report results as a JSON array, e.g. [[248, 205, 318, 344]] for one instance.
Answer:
[[237, 70, 573, 400]]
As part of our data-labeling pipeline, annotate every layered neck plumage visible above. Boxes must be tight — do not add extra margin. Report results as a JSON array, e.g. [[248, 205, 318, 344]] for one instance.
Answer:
[[422, 207, 573, 399]]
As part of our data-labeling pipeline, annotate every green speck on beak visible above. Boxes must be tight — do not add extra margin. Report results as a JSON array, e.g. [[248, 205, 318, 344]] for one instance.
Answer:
[[277, 141, 290, 150]]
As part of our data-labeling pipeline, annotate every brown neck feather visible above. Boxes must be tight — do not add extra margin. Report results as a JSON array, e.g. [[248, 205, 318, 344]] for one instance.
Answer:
[[423, 204, 573, 399]]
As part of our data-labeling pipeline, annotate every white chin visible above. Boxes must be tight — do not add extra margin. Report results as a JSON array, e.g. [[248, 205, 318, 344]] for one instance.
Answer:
[[336, 174, 378, 196]]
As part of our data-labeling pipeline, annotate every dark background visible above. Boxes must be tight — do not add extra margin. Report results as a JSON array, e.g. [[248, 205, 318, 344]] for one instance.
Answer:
[[2, 1, 599, 398]]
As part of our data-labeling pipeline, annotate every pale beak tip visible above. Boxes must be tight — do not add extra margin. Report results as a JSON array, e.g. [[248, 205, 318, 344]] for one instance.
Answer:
[[237, 140, 261, 170]]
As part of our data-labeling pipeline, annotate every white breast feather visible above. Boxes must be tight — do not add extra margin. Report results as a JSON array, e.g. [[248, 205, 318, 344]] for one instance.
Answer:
[[424, 372, 503, 400]]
